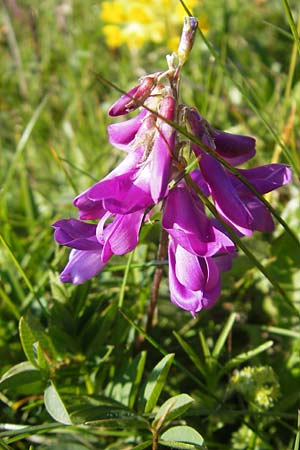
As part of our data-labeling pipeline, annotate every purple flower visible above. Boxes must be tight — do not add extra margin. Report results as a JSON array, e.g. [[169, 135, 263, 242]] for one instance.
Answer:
[[107, 109, 147, 151], [163, 181, 234, 256], [186, 108, 256, 166], [53, 24, 292, 315], [53, 219, 106, 284], [198, 152, 254, 236], [74, 147, 153, 216], [75, 94, 177, 215], [197, 154, 292, 235], [168, 237, 234, 315], [149, 95, 176, 202], [53, 219, 101, 251], [53, 211, 146, 284], [229, 164, 292, 232], [59, 249, 106, 285], [96, 209, 145, 263]]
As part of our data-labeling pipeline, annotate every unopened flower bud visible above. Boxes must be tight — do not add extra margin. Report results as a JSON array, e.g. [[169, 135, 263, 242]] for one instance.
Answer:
[[109, 75, 159, 116], [185, 107, 215, 150], [177, 16, 198, 66]]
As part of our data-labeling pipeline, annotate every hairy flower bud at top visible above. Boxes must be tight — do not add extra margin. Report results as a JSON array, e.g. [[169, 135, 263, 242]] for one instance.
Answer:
[[177, 16, 198, 66], [109, 75, 159, 116]]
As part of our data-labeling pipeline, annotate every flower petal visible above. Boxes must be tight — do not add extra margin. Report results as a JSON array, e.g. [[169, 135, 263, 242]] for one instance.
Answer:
[[53, 219, 101, 250], [200, 258, 221, 308], [163, 184, 229, 256], [60, 248, 105, 284], [107, 109, 147, 150], [76, 147, 152, 214], [150, 96, 175, 202], [168, 239, 204, 314], [97, 210, 145, 263], [174, 244, 205, 291], [73, 191, 106, 220], [168, 239, 225, 315], [233, 164, 292, 194], [199, 153, 254, 236], [214, 131, 256, 166]]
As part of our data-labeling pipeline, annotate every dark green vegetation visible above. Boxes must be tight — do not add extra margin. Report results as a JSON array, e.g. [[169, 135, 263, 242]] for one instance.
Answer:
[[1, 0, 300, 448]]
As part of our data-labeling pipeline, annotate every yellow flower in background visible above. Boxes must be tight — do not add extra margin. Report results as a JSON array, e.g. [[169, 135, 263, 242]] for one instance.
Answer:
[[100, 0, 208, 50]]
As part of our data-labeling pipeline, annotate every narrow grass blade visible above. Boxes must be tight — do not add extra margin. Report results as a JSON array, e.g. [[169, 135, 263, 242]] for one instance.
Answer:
[[49, 146, 78, 195], [294, 409, 300, 450], [118, 251, 134, 308], [212, 313, 237, 359], [0, 233, 47, 315], [0, 95, 49, 198], [261, 326, 300, 339], [119, 309, 219, 401], [221, 340, 274, 374], [282, 0, 300, 57], [199, 331, 212, 365], [0, 286, 20, 320], [173, 331, 206, 376], [0, 233, 35, 296]]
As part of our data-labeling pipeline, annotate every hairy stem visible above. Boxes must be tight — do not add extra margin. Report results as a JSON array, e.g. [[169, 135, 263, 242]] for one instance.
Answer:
[[152, 427, 159, 450]]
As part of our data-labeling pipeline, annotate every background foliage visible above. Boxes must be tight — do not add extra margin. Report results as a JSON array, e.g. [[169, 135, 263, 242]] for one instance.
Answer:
[[1, 0, 300, 448]]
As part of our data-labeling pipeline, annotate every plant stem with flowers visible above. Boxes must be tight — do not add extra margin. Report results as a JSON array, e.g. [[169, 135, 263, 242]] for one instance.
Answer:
[[53, 17, 292, 318]]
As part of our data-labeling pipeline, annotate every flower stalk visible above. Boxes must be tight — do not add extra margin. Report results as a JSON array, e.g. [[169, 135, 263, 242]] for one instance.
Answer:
[[53, 17, 292, 317]]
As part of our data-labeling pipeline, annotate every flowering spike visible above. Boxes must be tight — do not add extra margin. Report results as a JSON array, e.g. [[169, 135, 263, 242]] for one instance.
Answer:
[[54, 17, 292, 315]]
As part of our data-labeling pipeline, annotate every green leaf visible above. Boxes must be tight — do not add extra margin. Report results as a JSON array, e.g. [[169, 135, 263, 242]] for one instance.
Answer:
[[67, 395, 148, 429], [152, 394, 194, 428], [173, 332, 206, 376], [33, 342, 49, 371], [160, 425, 206, 449], [141, 353, 174, 414], [0, 436, 13, 449], [129, 351, 147, 409], [19, 316, 55, 370], [19, 317, 38, 367], [221, 340, 274, 374], [105, 351, 147, 408], [212, 312, 237, 359], [44, 382, 72, 425], [0, 362, 43, 395]]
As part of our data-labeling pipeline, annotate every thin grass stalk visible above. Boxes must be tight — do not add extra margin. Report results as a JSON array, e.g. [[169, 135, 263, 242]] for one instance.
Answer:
[[282, 0, 300, 57], [179, 0, 297, 170]]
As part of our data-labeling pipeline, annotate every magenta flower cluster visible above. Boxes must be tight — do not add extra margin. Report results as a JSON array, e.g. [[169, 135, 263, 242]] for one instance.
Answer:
[[53, 21, 291, 315]]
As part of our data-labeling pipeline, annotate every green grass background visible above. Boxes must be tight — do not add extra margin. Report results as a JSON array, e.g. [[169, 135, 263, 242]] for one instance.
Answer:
[[1, 0, 300, 448]]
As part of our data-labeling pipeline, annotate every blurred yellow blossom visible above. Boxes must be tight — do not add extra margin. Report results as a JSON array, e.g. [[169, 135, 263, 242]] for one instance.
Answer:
[[100, 0, 208, 50]]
